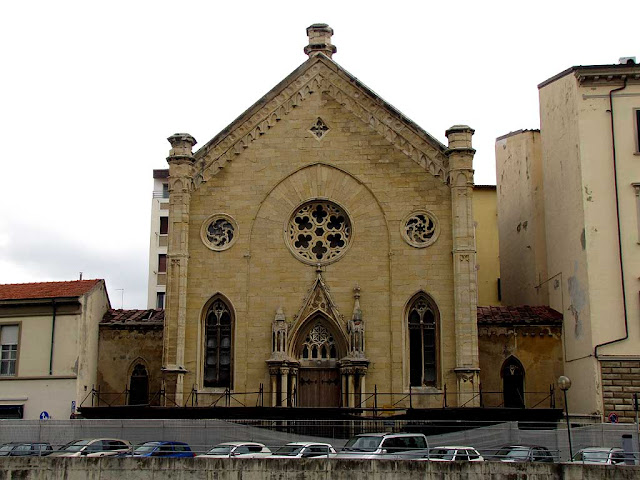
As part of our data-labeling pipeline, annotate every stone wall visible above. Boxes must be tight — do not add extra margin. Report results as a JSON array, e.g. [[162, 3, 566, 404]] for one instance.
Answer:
[[0, 457, 637, 480]]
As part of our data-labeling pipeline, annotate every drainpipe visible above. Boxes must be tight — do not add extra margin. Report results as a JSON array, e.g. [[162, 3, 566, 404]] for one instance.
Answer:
[[49, 299, 57, 375], [594, 77, 629, 358]]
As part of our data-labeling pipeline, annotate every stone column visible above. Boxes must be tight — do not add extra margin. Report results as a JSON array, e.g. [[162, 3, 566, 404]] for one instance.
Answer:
[[280, 367, 289, 407], [289, 367, 298, 407], [162, 133, 197, 406], [269, 367, 279, 407], [446, 125, 480, 406]]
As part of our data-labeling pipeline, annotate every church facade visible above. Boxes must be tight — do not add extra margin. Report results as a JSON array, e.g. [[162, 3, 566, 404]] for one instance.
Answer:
[[160, 24, 480, 410]]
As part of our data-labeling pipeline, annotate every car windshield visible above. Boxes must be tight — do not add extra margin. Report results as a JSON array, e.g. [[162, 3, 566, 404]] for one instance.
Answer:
[[430, 448, 455, 460], [0, 445, 16, 455], [581, 451, 610, 463], [134, 442, 160, 453], [496, 447, 529, 460], [60, 440, 92, 452], [206, 445, 233, 455], [342, 436, 383, 452], [273, 445, 304, 456]]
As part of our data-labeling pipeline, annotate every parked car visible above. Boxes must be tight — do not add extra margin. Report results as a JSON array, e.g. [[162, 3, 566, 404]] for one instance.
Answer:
[[428, 446, 484, 462], [491, 445, 555, 463], [50, 438, 131, 457], [337, 432, 429, 460], [571, 447, 631, 465], [269, 442, 335, 458], [0, 442, 53, 457], [199, 442, 271, 458], [123, 441, 195, 458]]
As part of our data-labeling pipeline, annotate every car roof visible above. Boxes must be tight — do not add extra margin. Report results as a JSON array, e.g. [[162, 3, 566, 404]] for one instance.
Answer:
[[580, 447, 622, 452], [432, 446, 477, 449], [285, 442, 331, 446], [216, 442, 264, 446], [357, 432, 424, 437]]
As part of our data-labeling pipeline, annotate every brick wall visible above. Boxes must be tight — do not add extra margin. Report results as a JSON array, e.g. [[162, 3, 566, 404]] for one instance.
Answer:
[[601, 359, 640, 423]]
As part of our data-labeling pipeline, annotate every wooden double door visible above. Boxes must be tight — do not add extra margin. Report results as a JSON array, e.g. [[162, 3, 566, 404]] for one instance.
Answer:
[[298, 368, 340, 407]]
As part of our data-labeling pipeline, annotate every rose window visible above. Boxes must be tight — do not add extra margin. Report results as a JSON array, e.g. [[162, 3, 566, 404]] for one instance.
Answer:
[[401, 211, 440, 248], [286, 200, 352, 264], [201, 214, 238, 251]]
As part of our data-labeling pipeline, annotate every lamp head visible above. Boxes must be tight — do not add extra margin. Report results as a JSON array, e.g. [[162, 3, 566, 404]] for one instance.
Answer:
[[558, 376, 572, 391]]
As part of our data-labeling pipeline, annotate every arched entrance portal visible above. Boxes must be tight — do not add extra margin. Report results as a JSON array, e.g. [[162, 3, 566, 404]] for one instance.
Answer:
[[502, 356, 525, 408], [296, 321, 341, 407]]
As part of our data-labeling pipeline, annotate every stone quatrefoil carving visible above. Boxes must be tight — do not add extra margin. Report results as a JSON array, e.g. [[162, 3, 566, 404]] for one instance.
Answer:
[[309, 117, 329, 139], [286, 200, 352, 265], [401, 211, 440, 248]]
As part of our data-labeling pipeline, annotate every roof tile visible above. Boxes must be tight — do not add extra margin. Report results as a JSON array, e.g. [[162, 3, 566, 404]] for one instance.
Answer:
[[477, 305, 563, 326], [0, 280, 102, 300]]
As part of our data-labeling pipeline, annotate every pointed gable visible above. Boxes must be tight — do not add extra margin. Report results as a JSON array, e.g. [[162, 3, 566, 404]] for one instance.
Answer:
[[190, 53, 450, 189]]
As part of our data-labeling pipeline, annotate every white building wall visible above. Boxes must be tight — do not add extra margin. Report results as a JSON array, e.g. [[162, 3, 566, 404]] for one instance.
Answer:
[[147, 173, 169, 309]]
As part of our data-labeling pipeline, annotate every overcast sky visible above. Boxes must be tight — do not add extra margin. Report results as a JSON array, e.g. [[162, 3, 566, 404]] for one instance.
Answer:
[[0, 1, 636, 309]]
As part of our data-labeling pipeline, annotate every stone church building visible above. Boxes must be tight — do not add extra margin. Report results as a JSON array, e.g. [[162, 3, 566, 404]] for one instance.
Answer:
[[159, 24, 479, 410]]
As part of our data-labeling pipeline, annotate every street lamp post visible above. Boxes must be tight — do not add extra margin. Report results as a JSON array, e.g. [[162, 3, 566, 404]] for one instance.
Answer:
[[558, 376, 573, 460]]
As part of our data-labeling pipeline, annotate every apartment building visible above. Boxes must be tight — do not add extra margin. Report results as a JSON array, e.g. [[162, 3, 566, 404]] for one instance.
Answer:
[[496, 57, 640, 420], [147, 169, 169, 309]]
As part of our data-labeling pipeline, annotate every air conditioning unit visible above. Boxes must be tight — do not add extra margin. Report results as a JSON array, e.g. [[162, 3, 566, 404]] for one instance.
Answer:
[[619, 56, 636, 65]]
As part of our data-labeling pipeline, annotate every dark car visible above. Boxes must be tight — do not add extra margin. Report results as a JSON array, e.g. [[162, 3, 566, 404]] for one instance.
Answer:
[[492, 445, 555, 463], [0, 442, 53, 457], [124, 441, 195, 458]]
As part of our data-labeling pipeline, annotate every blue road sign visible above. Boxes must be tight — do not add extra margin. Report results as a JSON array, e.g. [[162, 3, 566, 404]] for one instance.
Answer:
[[39, 411, 50, 420]]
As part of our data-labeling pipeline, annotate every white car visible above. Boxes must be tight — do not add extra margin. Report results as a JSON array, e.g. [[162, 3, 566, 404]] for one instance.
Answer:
[[571, 447, 631, 465], [198, 442, 271, 458], [269, 442, 335, 458], [428, 446, 484, 462], [50, 438, 131, 457]]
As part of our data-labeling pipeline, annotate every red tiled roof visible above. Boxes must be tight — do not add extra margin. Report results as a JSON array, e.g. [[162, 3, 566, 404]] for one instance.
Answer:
[[477, 305, 563, 326], [101, 309, 164, 325], [0, 279, 103, 300]]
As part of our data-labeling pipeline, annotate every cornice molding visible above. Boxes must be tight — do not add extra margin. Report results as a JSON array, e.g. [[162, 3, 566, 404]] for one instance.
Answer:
[[192, 62, 449, 191]]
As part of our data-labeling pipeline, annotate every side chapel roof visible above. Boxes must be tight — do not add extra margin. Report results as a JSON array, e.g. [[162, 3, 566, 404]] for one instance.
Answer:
[[187, 24, 455, 189], [101, 309, 164, 328], [477, 305, 563, 326]]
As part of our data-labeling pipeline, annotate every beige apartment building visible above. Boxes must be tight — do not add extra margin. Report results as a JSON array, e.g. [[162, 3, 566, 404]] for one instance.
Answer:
[[0, 280, 110, 419], [496, 58, 640, 420]]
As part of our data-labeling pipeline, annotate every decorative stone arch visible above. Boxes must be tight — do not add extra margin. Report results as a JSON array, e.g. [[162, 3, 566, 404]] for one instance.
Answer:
[[199, 293, 235, 390], [501, 355, 525, 408], [289, 313, 348, 364], [127, 358, 150, 406], [404, 291, 441, 388]]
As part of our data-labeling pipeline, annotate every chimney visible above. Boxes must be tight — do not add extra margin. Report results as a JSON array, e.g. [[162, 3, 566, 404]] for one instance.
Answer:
[[304, 23, 336, 59]]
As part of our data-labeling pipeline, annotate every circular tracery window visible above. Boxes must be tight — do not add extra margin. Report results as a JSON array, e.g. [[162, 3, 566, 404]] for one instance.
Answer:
[[401, 210, 440, 248], [200, 214, 238, 251], [286, 200, 352, 264]]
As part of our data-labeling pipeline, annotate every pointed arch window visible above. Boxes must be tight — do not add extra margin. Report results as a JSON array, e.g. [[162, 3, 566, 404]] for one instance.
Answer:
[[128, 363, 149, 405], [204, 298, 233, 388], [502, 356, 525, 408], [408, 294, 438, 387]]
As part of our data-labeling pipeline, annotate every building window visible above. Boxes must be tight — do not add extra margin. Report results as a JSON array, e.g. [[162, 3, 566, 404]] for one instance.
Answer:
[[407, 294, 438, 387], [203, 298, 233, 388], [156, 292, 165, 309], [128, 364, 149, 405], [200, 214, 238, 252], [0, 325, 18, 376], [159, 217, 168, 235], [158, 254, 167, 273], [635, 109, 640, 153], [162, 183, 169, 198], [286, 200, 352, 265]]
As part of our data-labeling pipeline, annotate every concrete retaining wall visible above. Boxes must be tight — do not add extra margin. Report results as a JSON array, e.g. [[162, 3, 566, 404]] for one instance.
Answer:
[[0, 457, 638, 480]]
